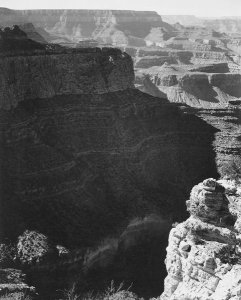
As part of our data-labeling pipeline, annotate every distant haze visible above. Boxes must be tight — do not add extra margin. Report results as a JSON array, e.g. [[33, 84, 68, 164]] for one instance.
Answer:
[[1, 0, 241, 17]]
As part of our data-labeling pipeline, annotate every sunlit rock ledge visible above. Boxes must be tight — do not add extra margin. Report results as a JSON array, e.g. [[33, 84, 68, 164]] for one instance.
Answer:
[[161, 178, 241, 300]]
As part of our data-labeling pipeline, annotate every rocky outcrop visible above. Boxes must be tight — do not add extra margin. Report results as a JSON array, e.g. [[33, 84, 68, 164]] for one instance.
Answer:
[[161, 178, 241, 300]]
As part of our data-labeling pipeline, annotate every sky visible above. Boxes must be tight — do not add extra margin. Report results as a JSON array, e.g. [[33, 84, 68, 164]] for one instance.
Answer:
[[0, 0, 241, 17]]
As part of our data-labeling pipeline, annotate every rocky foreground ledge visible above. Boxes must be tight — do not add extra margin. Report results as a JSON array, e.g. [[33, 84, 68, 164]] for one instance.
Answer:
[[161, 178, 241, 300]]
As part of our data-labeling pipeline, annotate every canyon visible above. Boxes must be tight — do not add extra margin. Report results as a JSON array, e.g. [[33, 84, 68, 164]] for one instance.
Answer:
[[0, 8, 240, 300], [0, 26, 221, 299]]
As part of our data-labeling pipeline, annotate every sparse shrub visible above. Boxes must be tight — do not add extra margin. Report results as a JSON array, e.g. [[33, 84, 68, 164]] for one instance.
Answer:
[[62, 283, 80, 300], [17, 230, 56, 265], [104, 290, 142, 300], [103, 282, 141, 300], [215, 245, 239, 264], [104, 281, 124, 298], [61, 281, 141, 300]]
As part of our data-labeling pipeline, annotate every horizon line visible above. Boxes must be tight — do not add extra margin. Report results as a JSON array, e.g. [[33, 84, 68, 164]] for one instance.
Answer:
[[0, 6, 241, 18]]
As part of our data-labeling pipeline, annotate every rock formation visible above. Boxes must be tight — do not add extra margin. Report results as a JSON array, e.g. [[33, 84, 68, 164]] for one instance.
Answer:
[[0, 47, 134, 109], [0, 8, 174, 45], [161, 178, 241, 300], [136, 66, 241, 108]]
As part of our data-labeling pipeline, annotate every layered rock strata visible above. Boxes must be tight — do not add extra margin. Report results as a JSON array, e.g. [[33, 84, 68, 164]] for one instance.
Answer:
[[0, 46, 134, 110], [0, 8, 174, 45], [136, 68, 241, 108], [161, 178, 241, 300]]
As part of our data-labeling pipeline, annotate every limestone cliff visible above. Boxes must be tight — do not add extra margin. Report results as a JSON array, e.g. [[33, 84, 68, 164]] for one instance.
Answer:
[[161, 178, 241, 300]]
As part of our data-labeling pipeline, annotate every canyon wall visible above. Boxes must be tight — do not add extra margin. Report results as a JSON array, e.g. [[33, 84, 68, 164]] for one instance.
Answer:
[[0, 8, 174, 44]]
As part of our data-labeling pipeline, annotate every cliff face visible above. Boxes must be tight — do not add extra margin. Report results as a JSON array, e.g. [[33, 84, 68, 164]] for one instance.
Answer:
[[0, 47, 134, 109], [0, 8, 174, 45], [137, 69, 241, 108], [133, 49, 232, 69], [161, 178, 241, 300]]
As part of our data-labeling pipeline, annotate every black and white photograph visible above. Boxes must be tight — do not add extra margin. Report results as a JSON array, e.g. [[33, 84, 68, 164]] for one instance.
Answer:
[[0, 0, 241, 299]]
